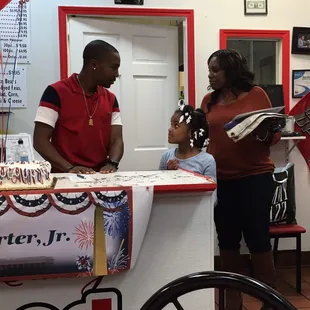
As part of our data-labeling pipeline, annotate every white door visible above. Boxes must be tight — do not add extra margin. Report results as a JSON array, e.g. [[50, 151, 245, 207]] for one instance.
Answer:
[[68, 17, 179, 171]]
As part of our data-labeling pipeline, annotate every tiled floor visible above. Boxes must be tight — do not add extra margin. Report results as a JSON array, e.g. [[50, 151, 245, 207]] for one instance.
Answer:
[[216, 267, 310, 309]]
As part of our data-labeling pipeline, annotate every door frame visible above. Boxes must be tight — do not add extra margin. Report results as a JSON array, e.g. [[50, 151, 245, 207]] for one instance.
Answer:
[[58, 6, 195, 107], [220, 29, 290, 113]]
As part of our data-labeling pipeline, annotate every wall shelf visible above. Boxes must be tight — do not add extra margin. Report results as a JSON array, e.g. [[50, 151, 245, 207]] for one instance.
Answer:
[[281, 136, 306, 162], [281, 136, 306, 141]]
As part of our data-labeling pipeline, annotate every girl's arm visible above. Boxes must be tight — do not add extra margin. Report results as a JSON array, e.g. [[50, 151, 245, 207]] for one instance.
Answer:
[[202, 155, 217, 182], [159, 151, 169, 170]]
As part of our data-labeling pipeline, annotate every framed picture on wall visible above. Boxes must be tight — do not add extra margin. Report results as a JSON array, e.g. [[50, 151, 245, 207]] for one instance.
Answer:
[[292, 27, 310, 55], [292, 70, 310, 98], [244, 0, 268, 15]]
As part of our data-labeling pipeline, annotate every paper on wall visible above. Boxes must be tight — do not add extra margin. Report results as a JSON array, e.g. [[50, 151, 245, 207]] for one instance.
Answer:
[[2, 133, 34, 161]]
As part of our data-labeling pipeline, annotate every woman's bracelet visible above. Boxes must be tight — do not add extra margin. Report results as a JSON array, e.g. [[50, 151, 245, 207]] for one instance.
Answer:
[[255, 130, 272, 143]]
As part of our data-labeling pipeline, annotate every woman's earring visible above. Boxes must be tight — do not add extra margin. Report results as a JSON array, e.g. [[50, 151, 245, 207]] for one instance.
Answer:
[[93, 67, 96, 70], [190, 139, 194, 148]]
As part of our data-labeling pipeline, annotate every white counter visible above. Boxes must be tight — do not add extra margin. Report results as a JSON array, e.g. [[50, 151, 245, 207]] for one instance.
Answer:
[[0, 170, 216, 310]]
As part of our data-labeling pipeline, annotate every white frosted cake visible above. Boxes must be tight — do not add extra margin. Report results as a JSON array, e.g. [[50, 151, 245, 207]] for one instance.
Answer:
[[0, 161, 54, 190]]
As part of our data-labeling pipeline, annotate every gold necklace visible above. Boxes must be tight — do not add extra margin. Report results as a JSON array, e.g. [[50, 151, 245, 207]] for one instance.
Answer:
[[76, 74, 99, 126]]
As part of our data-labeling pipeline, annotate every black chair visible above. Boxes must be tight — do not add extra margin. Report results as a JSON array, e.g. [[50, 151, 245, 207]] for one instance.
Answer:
[[140, 271, 297, 310]]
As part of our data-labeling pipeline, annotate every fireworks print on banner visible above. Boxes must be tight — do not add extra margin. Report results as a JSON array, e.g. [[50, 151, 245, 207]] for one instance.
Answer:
[[73, 220, 94, 276], [90, 190, 132, 274], [73, 220, 94, 251], [108, 240, 129, 274], [93, 191, 129, 238], [76, 255, 92, 272]]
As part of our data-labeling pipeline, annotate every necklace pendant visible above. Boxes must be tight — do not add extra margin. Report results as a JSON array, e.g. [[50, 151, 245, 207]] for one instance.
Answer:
[[89, 118, 94, 126]]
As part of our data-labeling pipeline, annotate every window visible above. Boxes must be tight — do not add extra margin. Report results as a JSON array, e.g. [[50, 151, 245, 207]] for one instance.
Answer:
[[227, 39, 278, 85], [220, 30, 290, 112]]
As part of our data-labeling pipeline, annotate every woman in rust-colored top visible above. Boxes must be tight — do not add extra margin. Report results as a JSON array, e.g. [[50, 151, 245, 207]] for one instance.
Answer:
[[201, 49, 281, 310]]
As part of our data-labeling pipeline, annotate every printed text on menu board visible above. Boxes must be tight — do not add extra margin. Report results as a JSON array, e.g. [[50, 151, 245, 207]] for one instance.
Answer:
[[0, 65, 27, 108], [0, 0, 30, 64]]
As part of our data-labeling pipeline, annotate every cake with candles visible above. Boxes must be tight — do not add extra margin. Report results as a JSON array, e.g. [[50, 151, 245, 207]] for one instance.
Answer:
[[0, 161, 54, 190]]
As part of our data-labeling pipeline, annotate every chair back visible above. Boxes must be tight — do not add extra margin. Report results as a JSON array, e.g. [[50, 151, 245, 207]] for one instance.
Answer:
[[140, 271, 296, 310]]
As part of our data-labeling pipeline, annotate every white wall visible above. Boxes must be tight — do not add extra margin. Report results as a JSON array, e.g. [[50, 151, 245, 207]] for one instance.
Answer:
[[8, 0, 310, 253]]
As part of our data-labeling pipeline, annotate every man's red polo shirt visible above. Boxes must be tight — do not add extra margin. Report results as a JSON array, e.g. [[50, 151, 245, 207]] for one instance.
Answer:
[[34, 73, 122, 171]]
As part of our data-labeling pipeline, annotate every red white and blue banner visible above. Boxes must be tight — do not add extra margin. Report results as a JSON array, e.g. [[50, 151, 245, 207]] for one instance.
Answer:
[[0, 186, 154, 281]]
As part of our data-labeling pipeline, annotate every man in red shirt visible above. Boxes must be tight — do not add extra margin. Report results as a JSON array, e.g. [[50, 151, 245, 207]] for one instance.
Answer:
[[33, 40, 123, 174]]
